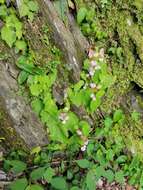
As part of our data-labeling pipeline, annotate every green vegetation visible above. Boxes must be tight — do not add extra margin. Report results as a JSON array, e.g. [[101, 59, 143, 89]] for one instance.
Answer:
[[1, 0, 143, 190]]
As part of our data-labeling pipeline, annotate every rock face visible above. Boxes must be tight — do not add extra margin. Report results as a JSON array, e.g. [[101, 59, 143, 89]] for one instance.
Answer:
[[0, 61, 48, 150], [0, 0, 89, 151]]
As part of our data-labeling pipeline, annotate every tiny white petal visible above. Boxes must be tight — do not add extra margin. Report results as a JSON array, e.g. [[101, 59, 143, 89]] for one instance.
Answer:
[[89, 70, 95, 76], [62, 120, 66, 124], [90, 83, 96, 89], [77, 129, 82, 136], [90, 93, 96, 101], [84, 140, 89, 146], [91, 60, 97, 67], [81, 145, 86, 152]]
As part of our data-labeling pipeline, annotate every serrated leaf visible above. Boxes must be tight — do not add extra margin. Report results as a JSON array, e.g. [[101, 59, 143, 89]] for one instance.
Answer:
[[76, 159, 90, 169], [77, 7, 87, 24], [9, 178, 28, 190], [1, 26, 16, 47]]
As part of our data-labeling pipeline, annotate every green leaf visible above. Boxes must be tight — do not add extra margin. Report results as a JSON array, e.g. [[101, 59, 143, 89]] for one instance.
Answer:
[[19, 3, 30, 17], [115, 170, 125, 184], [103, 170, 114, 183], [43, 167, 55, 183], [31, 99, 43, 115], [131, 111, 140, 122], [76, 159, 90, 169], [1, 26, 16, 47], [28, 1, 39, 12], [77, 7, 87, 24], [9, 178, 28, 190], [18, 71, 29, 85], [30, 167, 46, 181], [30, 84, 41, 96], [15, 40, 27, 52], [74, 80, 84, 92], [104, 117, 113, 128], [70, 187, 80, 190], [31, 146, 41, 155], [95, 166, 105, 178], [10, 160, 27, 174], [0, 5, 8, 17], [0, 0, 5, 4], [86, 170, 97, 190], [17, 56, 44, 75], [50, 177, 68, 190], [113, 109, 123, 122], [79, 120, 90, 136], [26, 185, 44, 190], [140, 171, 143, 187], [106, 149, 114, 161], [90, 98, 101, 113], [116, 155, 127, 164]]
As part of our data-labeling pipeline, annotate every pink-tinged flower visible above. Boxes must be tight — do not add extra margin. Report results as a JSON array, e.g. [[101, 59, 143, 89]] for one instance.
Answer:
[[88, 49, 96, 58], [90, 83, 96, 89], [91, 60, 97, 67], [89, 69, 95, 76]]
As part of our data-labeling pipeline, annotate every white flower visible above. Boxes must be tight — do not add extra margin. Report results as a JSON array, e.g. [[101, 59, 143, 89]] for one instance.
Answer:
[[90, 83, 96, 89], [77, 129, 82, 136], [99, 48, 104, 58], [97, 179, 103, 188], [99, 58, 104, 62], [84, 140, 89, 146], [81, 145, 86, 152], [127, 19, 132, 26], [59, 112, 69, 124], [91, 60, 97, 67], [62, 120, 66, 124], [90, 93, 96, 101], [95, 65, 101, 70], [89, 69, 95, 76], [88, 49, 96, 58]]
